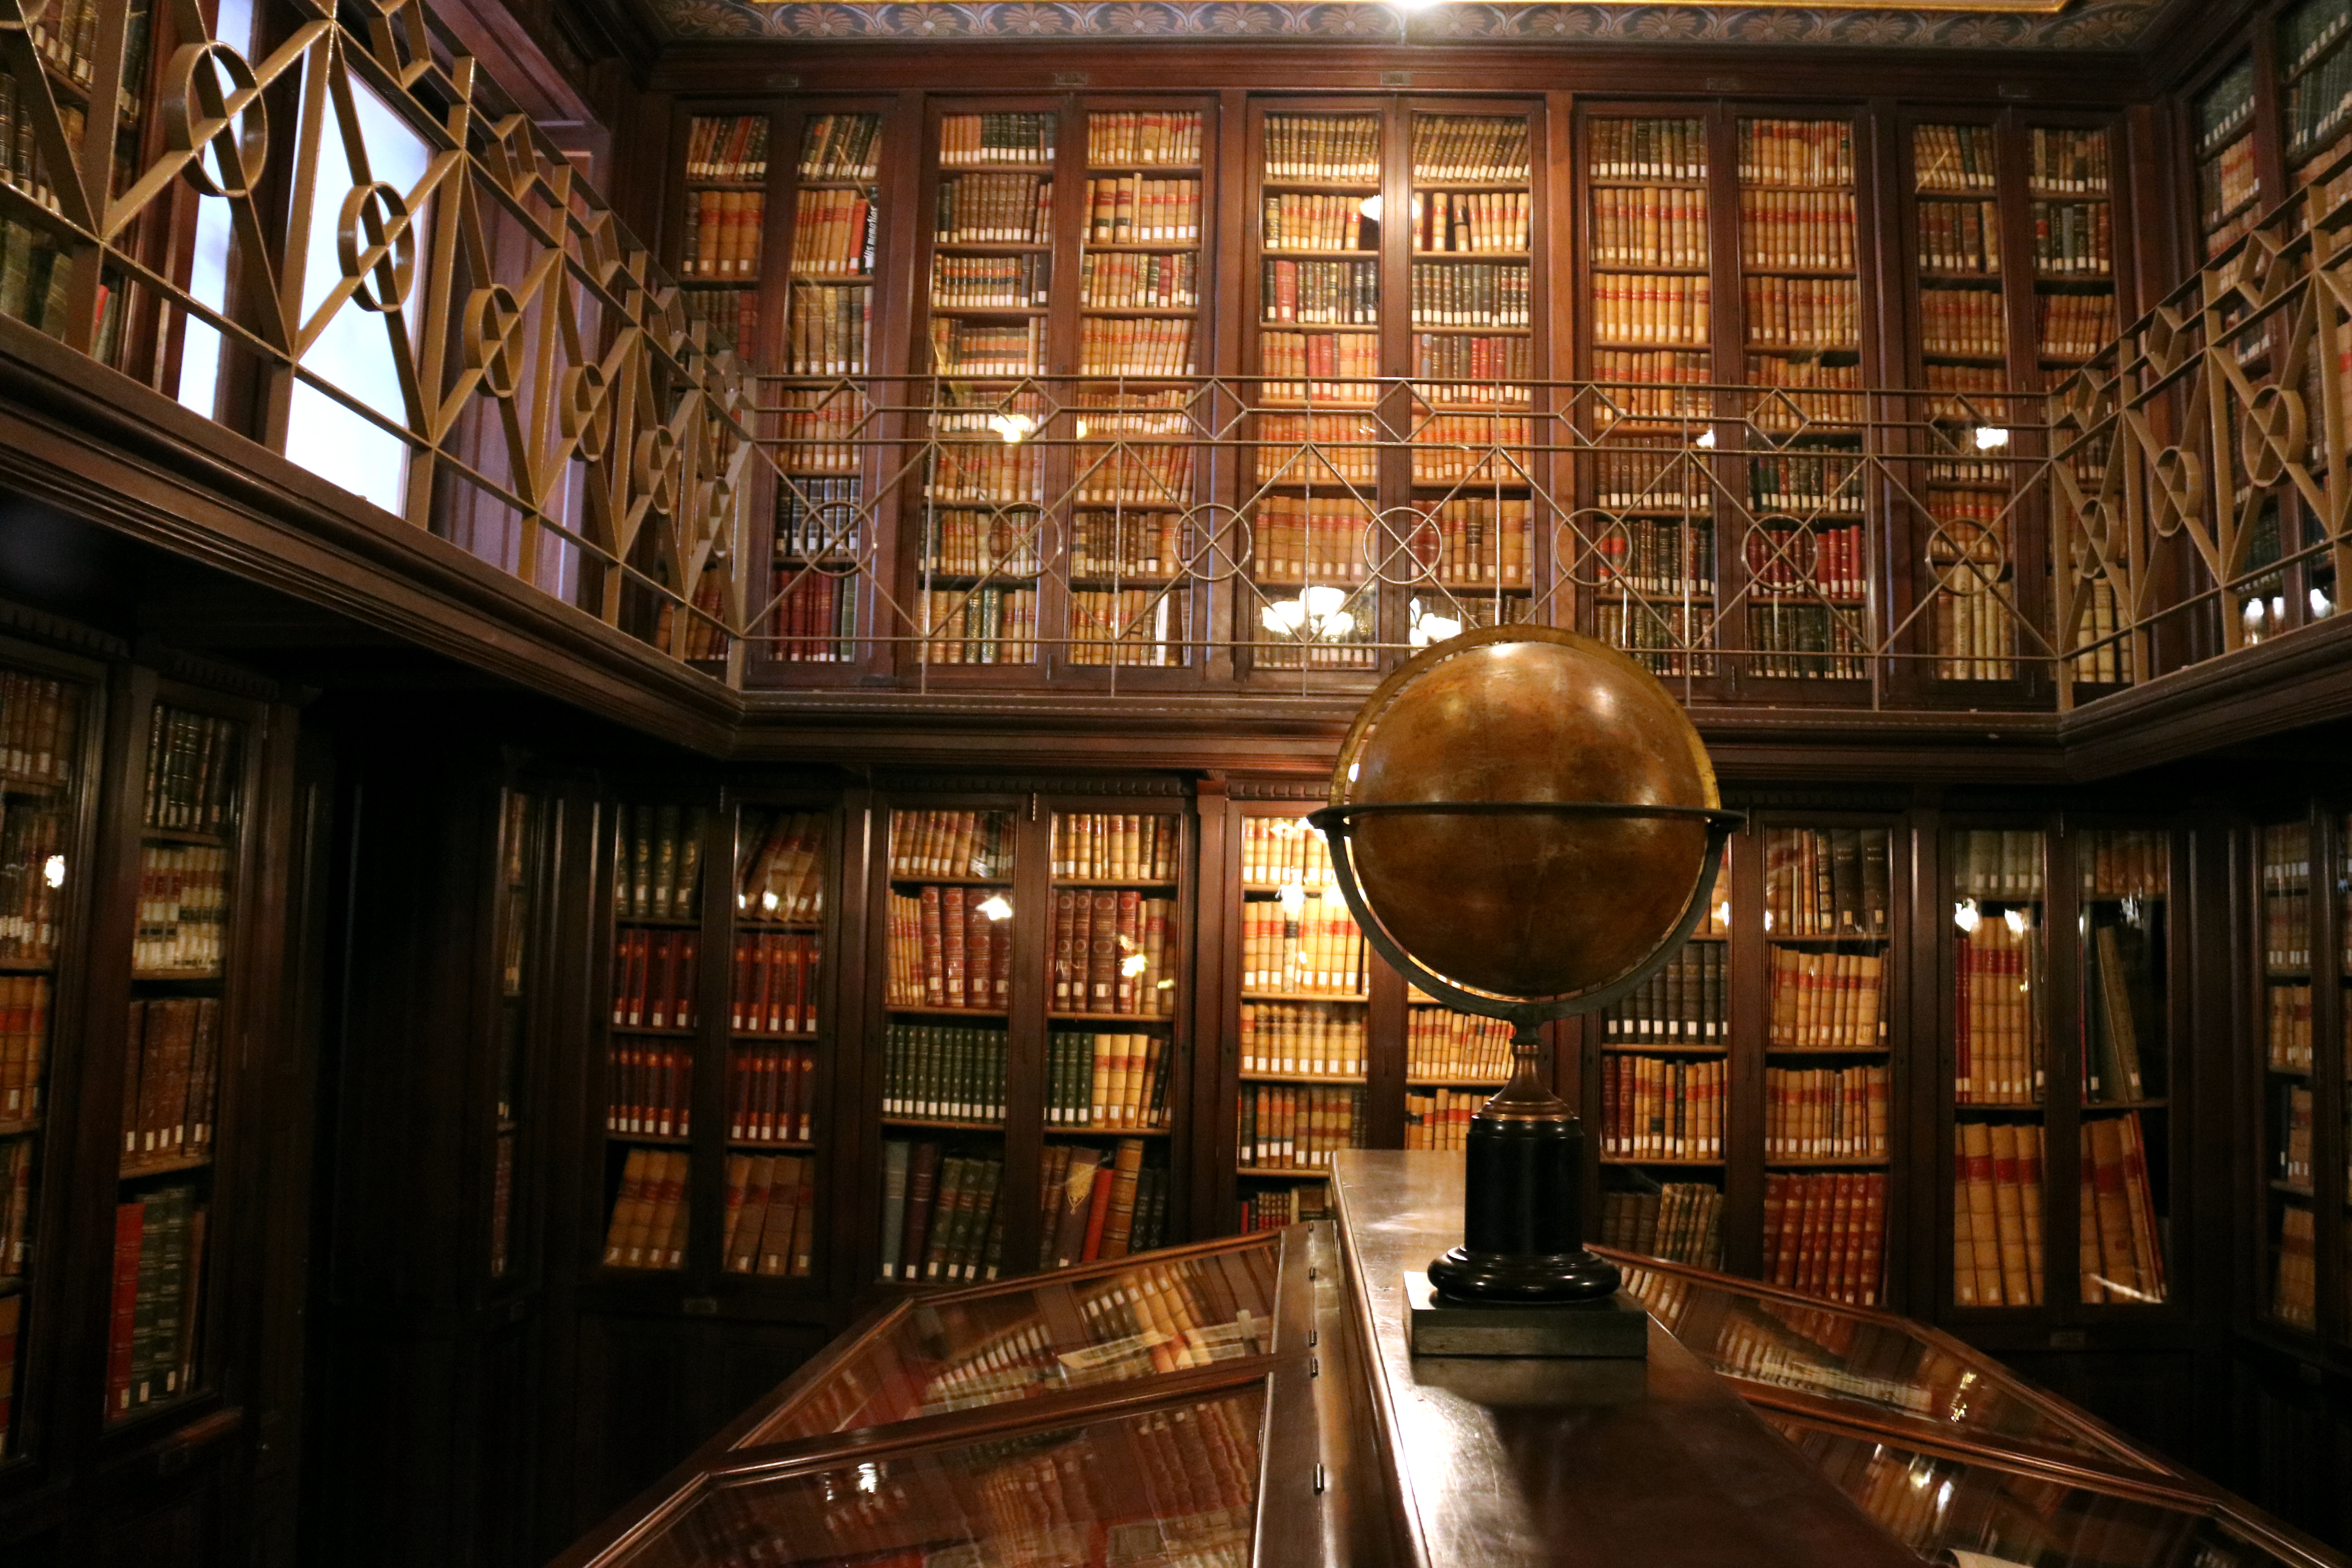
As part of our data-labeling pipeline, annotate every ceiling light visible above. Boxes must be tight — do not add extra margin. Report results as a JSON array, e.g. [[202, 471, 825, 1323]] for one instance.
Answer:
[[977, 895, 1013, 921]]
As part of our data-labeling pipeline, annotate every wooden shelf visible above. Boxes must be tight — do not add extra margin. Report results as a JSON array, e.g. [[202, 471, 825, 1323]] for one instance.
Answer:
[[140, 825, 228, 846], [1236, 1165, 1341, 1179], [122, 1152, 213, 1179], [1240, 1071, 1367, 1086], [883, 1116, 1007, 1132], [1047, 1010, 1177, 1024]]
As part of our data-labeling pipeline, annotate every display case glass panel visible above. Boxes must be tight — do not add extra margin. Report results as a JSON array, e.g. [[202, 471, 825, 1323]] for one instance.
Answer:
[[1612, 1255, 2154, 1470], [744, 1236, 1281, 1445], [1770, 1414, 2300, 1568], [635, 1383, 1266, 1568]]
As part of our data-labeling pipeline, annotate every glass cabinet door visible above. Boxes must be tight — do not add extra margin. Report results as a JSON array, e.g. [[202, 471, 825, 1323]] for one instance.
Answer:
[[2076, 829, 2169, 1308], [878, 807, 1016, 1284], [1950, 829, 2047, 1310], [2263, 820, 2317, 1330], [726, 807, 830, 1284], [0, 665, 90, 1455], [114, 702, 244, 1422]]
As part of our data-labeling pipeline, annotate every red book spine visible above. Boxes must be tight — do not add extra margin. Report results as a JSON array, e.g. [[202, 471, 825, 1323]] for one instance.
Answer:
[[1080, 1164, 1117, 1261], [106, 1201, 143, 1413]]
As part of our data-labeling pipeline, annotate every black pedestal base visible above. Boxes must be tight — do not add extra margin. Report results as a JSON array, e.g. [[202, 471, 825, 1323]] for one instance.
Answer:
[[1426, 1245, 1622, 1305], [1426, 1105, 1619, 1304]]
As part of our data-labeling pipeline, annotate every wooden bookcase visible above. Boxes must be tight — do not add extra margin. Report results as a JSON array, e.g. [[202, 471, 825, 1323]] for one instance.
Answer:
[[585, 788, 847, 1305], [1584, 813, 1909, 1309], [862, 788, 1196, 1287], [1932, 817, 2188, 1342]]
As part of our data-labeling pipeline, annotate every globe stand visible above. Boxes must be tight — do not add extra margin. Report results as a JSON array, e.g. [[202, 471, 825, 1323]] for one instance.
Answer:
[[1309, 800, 1742, 1354]]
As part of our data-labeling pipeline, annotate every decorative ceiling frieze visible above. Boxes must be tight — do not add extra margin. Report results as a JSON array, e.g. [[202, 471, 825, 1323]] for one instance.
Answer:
[[642, 0, 2174, 48]]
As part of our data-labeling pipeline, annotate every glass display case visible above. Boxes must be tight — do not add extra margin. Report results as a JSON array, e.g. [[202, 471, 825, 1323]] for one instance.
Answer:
[[552, 1219, 2337, 1568], [551, 1230, 1316, 1568]]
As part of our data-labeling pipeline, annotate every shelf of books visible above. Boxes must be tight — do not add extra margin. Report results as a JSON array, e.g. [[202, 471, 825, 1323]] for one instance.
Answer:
[[1067, 103, 1214, 673], [877, 806, 1016, 1285], [2282, 0, 2352, 188], [598, 804, 706, 1276], [1249, 105, 1385, 675], [1949, 828, 2047, 1313], [771, 108, 886, 668], [1735, 116, 1869, 687], [1763, 826, 1894, 1308], [1234, 810, 1368, 1230], [1907, 121, 2019, 690], [488, 788, 546, 1282], [1404, 108, 1538, 645], [2197, 56, 2262, 262], [2075, 828, 2171, 1313], [2263, 819, 2319, 1332], [2027, 125, 2118, 382], [0, 659, 92, 1457], [1583, 111, 1719, 681], [917, 107, 1058, 674], [724, 806, 831, 1285], [1039, 808, 1185, 1267], [112, 701, 244, 1424], [1596, 860, 1730, 1271]]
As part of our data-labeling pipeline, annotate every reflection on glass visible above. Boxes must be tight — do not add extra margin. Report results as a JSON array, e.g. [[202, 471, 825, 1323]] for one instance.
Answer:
[[746, 1240, 1279, 1445], [1771, 1416, 2299, 1568], [2077, 830, 2169, 1308], [648, 1386, 1264, 1568], [1613, 1256, 2150, 1469]]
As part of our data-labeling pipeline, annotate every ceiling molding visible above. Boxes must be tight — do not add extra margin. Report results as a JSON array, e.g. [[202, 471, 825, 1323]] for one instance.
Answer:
[[635, 0, 2179, 49]]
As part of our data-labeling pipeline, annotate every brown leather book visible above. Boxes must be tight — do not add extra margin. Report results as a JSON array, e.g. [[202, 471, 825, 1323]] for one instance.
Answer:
[[1088, 891, 1118, 1011], [898, 1142, 942, 1280], [1100, 1139, 1147, 1258]]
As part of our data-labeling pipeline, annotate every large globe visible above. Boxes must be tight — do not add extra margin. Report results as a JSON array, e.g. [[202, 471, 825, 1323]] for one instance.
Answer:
[[1330, 626, 1717, 1000]]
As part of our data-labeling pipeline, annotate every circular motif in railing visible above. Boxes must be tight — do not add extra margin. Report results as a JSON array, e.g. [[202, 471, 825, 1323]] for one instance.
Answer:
[[335, 182, 414, 314], [1739, 516, 1822, 597], [929, 502, 1053, 582], [1550, 509, 1640, 593], [2243, 385, 2307, 489], [1363, 507, 1445, 588], [2073, 497, 2118, 576], [2150, 446, 2203, 539], [464, 285, 527, 400], [561, 365, 612, 461], [633, 427, 680, 515], [1924, 515, 2009, 593], [1172, 504, 1253, 586], [168, 43, 267, 199], [788, 498, 867, 579]]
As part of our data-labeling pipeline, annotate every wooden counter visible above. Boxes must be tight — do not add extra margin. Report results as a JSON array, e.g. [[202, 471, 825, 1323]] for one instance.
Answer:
[[1327, 1149, 1928, 1568]]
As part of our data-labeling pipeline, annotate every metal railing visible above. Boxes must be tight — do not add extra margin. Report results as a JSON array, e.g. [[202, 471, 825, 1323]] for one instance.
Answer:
[[749, 372, 2077, 705], [0, 0, 752, 675]]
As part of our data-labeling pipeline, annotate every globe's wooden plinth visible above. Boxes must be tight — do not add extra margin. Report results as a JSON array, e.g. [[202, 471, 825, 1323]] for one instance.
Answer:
[[1319, 626, 1731, 1315]]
